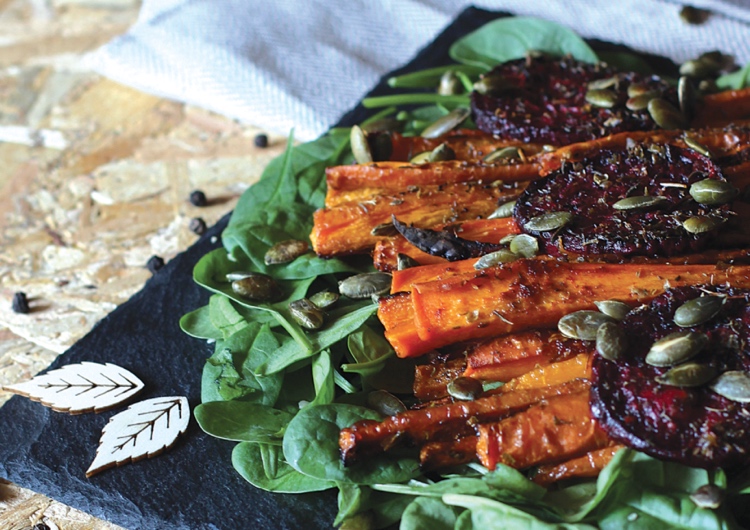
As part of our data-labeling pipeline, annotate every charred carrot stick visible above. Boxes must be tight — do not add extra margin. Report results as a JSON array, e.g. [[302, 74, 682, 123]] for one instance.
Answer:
[[692, 88, 750, 127], [389, 131, 546, 162], [413, 356, 467, 401], [339, 379, 588, 464], [326, 160, 540, 192], [476, 389, 610, 470], [383, 260, 750, 358], [498, 353, 592, 393], [420, 436, 478, 470], [531, 445, 625, 487]]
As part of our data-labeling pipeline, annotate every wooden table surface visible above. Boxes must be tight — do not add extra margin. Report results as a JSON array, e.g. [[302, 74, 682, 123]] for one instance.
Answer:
[[0, 1, 287, 528]]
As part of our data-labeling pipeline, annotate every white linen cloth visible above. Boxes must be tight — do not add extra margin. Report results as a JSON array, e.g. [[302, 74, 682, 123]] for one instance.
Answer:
[[86, 1, 750, 141]]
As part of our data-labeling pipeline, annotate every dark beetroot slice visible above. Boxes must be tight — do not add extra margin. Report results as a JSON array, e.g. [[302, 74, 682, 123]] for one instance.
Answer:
[[591, 286, 750, 469], [513, 143, 732, 258], [471, 55, 676, 145]]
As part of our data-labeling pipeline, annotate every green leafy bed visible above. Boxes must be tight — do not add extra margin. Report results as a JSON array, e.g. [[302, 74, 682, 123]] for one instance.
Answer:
[[181, 17, 750, 529]]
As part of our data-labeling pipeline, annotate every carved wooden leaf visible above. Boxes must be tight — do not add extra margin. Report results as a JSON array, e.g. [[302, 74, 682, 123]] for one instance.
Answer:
[[86, 396, 189, 477], [3, 362, 144, 414]]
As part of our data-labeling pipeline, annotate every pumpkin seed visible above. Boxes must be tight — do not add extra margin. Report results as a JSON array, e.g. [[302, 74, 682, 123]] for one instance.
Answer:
[[264, 239, 309, 265], [594, 300, 632, 321], [648, 98, 688, 130], [684, 135, 712, 158], [524, 211, 572, 232], [585, 88, 618, 108], [588, 76, 619, 90], [625, 91, 659, 111], [710, 371, 750, 403], [689, 179, 737, 205], [428, 142, 456, 162], [627, 82, 653, 98], [361, 117, 403, 134], [350, 125, 373, 164], [484, 146, 521, 163], [690, 484, 724, 510], [674, 294, 725, 327], [473, 74, 516, 96], [487, 200, 516, 219], [682, 215, 726, 234], [447, 376, 483, 401], [678, 76, 697, 122], [397, 253, 420, 271], [645, 330, 709, 367], [655, 362, 717, 387], [231, 273, 281, 302], [369, 132, 393, 161], [421, 108, 470, 139], [438, 70, 463, 96], [309, 290, 339, 309], [474, 249, 519, 269], [226, 271, 257, 281], [558, 310, 613, 341], [338, 272, 392, 299], [367, 390, 407, 416], [596, 321, 628, 361], [409, 151, 432, 164], [499, 234, 517, 245], [509, 233, 539, 258], [288, 298, 325, 330], [371, 222, 399, 237], [612, 195, 667, 211], [680, 6, 710, 25], [680, 56, 722, 79]]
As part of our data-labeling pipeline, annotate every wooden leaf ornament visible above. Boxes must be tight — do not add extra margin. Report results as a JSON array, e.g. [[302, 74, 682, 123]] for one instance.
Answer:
[[86, 396, 190, 477], [3, 362, 144, 414]]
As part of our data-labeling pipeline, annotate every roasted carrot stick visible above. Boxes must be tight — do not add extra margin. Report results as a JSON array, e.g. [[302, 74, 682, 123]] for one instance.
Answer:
[[413, 356, 467, 401], [420, 436, 478, 470], [388, 131, 546, 162], [531, 445, 625, 487], [692, 88, 750, 127], [476, 389, 610, 470], [498, 353, 592, 393]]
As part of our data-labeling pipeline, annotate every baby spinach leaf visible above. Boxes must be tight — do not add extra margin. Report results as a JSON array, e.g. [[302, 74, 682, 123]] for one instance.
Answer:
[[400, 497, 460, 530], [179, 305, 222, 340], [484, 464, 547, 502], [208, 294, 249, 340], [449, 17, 598, 69], [194, 401, 292, 443], [310, 350, 335, 406], [335, 483, 365, 526], [717, 64, 750, 90], [343, 325, 395, 378], [232, 442, 335, 493], [282, 403, 420, 485]]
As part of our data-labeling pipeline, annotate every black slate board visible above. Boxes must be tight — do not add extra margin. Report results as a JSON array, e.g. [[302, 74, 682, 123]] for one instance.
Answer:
[[0, 8, 679, 529]]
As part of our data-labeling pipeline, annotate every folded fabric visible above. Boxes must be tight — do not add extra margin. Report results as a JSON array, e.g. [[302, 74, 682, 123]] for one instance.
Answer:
[[85, 0, 750, 141]]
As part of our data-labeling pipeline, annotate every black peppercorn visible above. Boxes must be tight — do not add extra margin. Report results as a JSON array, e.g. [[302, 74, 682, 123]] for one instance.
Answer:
[[11, 292, 29, 314], [189, 217, 207, 235], [189, 189, 208, 207], [254, 133, 269, 148], [146, 255, 165, 274]]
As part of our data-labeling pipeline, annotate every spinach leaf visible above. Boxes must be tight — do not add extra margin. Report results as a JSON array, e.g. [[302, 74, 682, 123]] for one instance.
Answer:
[[449, 17, 598, 69], [282, 403, 420, 484], [343, 325, 395, 378], [232, 442, 335, 493], [717, 64, 750, 90], [179, 305, 222, 340], [400, 497, 459, 530], [335, 483, 365, 526], [208, 294, 249, 340], [194, 401, 292, 443], [310, 349, 335, 406]]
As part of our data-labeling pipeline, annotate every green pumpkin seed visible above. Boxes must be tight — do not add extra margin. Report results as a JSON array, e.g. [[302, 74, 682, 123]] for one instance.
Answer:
[[226, 271, 257, 281], [361, 117, 403, 134], [487, 200, 516, 219], [674, 295, 724, 327], [645, 330, 709, 367], [689, 179, 737, 205], [558, 310, 614, 341], [596, 321, 628, 361], [509, 233, 539, 258], [438, 70, 463, 96], [648, 98, 688, 130], [473, 74, 516, 96], [428, 142, 456, 162], [288, 298, 325, 330], [447, 376, 484, 401], [684, 135, 712, 158], [682, 215, 726, 234], [369, 132, 393, 161], [594, 300, 632, 321], [680, 6, 710, 25], [409, 151, 432, 164], [421, 108, 470, 139], [367, 390, 407, 416], [264, 239, 309, 265], [612, 195, 667, 211], [588, 76, 619, 91], [524, 211, 572, 232], [655, 362, 717, 387], [678, 76, 697, 122], [710, 371, 750, 403], [231, 273, 281, 302], [309, 290, 339, 309], [397, 253, 420, 271], [371, 222, 399, 237], [680, 57, 722, 79], [338, 272, 392, 299], [585, 88, 618, 108], [484, 146, 521, 163], [627, 82, 653, 98], [690, 484, 724, 510], [350, 125, 373, 164], [474, 249, 519, 269], [626, 91, 659, 111], [499, 234, 517, 245]]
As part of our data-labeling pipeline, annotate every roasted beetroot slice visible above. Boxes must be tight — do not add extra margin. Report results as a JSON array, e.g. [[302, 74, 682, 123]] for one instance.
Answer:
[[471, 55, 676, 145], [513, 143, 732, 258], [591, 286, 750, 470]]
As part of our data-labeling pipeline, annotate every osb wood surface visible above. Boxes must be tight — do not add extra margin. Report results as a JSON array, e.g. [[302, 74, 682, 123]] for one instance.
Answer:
[[0, 1, 288, 528]]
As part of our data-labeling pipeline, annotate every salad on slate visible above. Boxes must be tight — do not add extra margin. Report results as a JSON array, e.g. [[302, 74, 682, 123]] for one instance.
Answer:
[[181, 16, 750, 529]]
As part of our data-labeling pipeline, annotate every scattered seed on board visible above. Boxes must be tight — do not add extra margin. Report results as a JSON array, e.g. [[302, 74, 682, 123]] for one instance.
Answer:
[[231, 272, 281, 302], [264, 239, 309, 265], [645, 330, 709, 367], [309, 290, 339, 309], [367, 390, 407, 416], [673, 295, 724, 327], [189, 217, 207, 235], [254, 133, 269, 148], [689, 179, 737, 205], [596, 321, 628, 361], [690, 484, 724, 510], [558, 310, 613, 341], [509, 233, 538, 258], [710, 371, 750, 403], [524, 211, 572, 232], [189, 189, 208, 207], [288, 298, 325, 330], [421, 108, 470, 139], [612, 195, 666, 211], [594, 300, 631, 321], [146, 255, 165, 274], [682, 216, 725, 234], [488, 200, 516, 219], [338, 272, 392, 299], [655, 362, 717, 387], [397, 253, 421, 270], [447, 377, 483, 401], [474, 249, 519, 270], [11, 292, 29, 314]]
